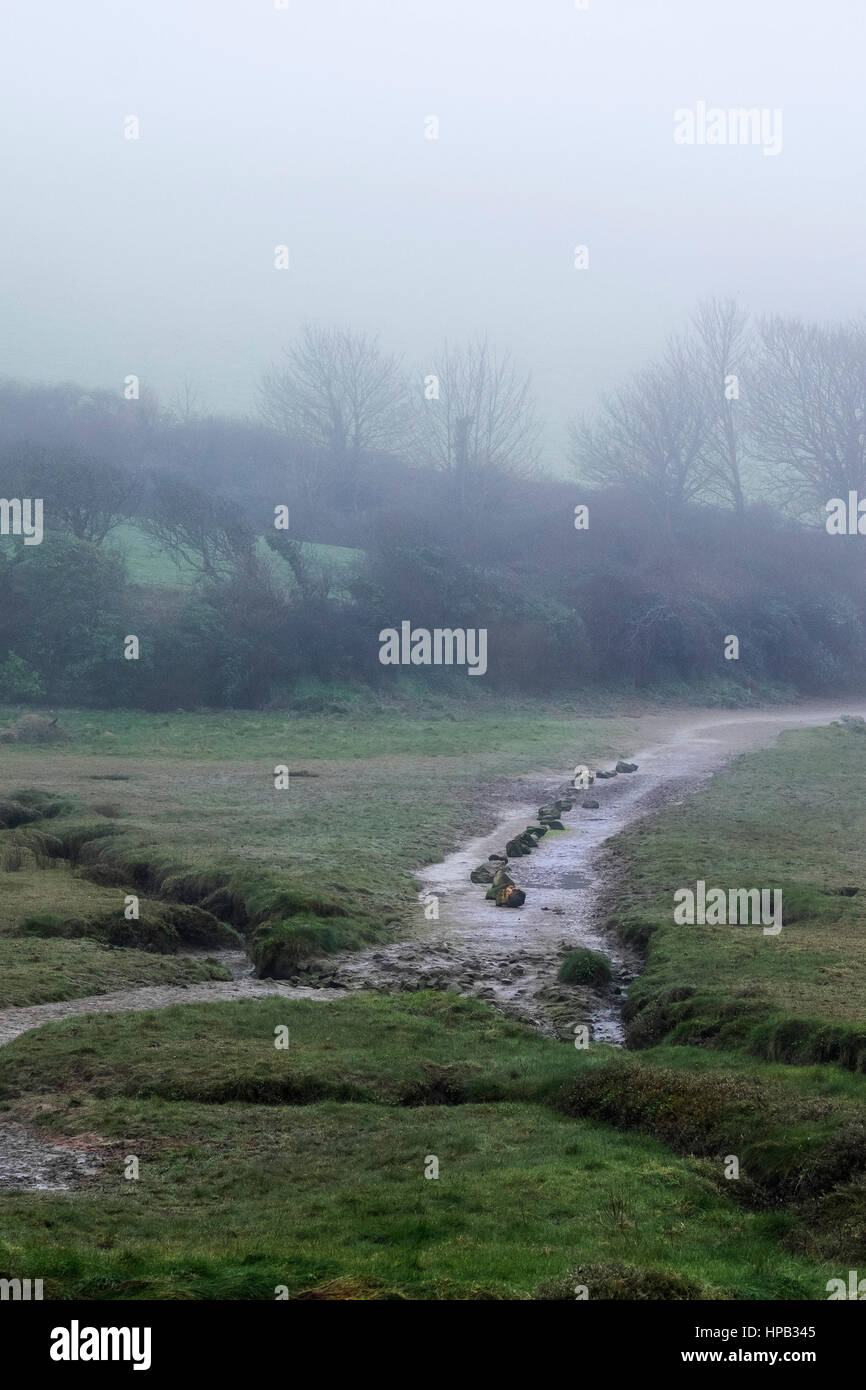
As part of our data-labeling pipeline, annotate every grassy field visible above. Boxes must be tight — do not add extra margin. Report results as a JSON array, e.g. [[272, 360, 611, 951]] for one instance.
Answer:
[[0, 704, 636, 974], [1, 708, 864, 1299], [550, 720, 866, 1275], [0, 835, 232, 1007], [605, 722, 866, 1060], [105, 523, 363, 595], [0, 995, 829, 1301]]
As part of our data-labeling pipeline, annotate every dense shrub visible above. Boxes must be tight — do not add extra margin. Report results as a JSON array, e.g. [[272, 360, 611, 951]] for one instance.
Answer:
[[4, 419, 866, 707], [17, 904, 242, 953]]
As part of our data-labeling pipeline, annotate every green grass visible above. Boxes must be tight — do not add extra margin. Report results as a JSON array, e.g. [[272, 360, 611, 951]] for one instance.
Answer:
[[0, 702, 638, 761], [105, 524, 198, 588], [556, 1045, 866, 1205], [605, 723, 866, 1062], [105, 524, 363, 595], [0, 864, 122, 932], [0, 994, 831, 1300], [558, 948, 613, 987], [0, 939, 230, 1009], [0, 707, 635, 966], [0, 994, 580, 1107], [2, 707, 865, 1299], [0, 840, 237, 1003], [0, 825, 235, 1005]]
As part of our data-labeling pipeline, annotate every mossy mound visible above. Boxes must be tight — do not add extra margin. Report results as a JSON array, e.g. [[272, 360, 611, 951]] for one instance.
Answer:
[[16, 903, 241, 954], [251, 913, 370, 976], [558, 948, 612, 987], [0, 790, 68, 830], [0, 826, 65, 871], [0, 714, 67, 745], [534, 1261, 714, 1301]]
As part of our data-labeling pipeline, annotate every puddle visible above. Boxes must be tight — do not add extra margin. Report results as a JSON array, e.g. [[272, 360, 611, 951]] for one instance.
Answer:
[[0, 1118, 103, 1191], [553, 871, 590, 889]]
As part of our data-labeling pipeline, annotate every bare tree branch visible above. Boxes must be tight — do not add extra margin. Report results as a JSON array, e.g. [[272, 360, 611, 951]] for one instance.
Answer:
[[418, 336, 541, 508], [748, 315, 866, 520], [569, 335, 711, 532], [258, 324, 415, 504]]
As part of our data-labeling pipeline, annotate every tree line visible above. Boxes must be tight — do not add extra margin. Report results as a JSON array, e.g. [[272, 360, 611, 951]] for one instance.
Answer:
[[2, 300, 866, 708]]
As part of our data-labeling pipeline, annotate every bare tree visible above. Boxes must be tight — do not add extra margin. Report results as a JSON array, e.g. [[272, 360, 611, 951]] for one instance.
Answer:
[[748, 315, 866, 518], [264, 532, 333, 601], [419, 337, 541, 507], [569, 336, 710, 533], [141, 475, 256, 581], [692, 296, 751, 514], [259, 325, 414, 503], [2, 442, 133, 543], [167, 374, 202, 426]]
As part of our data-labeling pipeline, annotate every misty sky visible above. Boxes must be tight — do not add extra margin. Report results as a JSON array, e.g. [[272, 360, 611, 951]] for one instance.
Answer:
[[2, 0, 864, 469]]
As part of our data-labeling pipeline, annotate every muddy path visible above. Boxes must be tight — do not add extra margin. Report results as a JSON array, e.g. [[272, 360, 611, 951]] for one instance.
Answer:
[[0, 701, 860, 1187], [286, 702, 866, 1037], [0, 702, 857, 1051]]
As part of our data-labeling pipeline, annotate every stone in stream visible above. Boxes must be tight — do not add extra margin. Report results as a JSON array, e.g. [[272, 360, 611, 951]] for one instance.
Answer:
[[469, 863, 497, 884], [615, 760, 638, 773], [506, 834, 537, 857], [486, 867, 515, 898], [495, 885, 526, 908], [527, 824, 547, 837], [582, 799, 600, 810], [543, 819, 565, 830], [595, 768, 617, 779], [537, 805, 561, 822], [488, 853, 508, 862], [557, 799, 574, 812]]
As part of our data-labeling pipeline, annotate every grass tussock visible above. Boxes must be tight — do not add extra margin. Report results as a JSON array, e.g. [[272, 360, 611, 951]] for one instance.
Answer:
[[555, 1050, 866, 1206], [558, 948, 613, 987], [15, 903, 242, 954], [534, 1261, 718, 1301], [0, 714, 66, 745]]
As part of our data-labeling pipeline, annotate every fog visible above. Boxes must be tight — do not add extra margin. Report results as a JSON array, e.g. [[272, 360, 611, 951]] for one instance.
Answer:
[[1, 0, 864, 466]]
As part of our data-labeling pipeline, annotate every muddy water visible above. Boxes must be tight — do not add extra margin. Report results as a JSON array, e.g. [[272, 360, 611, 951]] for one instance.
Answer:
[[0, 702, 860, 1187], [295, 702, 866, 1037], [0, 1121, 103, 1191]]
